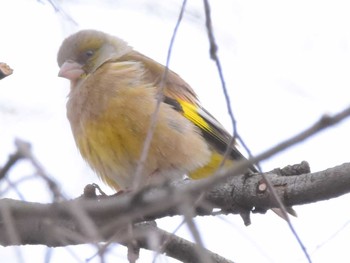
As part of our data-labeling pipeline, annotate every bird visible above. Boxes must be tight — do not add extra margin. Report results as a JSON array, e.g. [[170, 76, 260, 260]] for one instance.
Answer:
[[57, 29, 258, 191]]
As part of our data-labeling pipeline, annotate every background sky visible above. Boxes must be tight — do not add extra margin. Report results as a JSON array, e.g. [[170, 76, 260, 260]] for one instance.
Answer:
[[1, 0, 350, 262]]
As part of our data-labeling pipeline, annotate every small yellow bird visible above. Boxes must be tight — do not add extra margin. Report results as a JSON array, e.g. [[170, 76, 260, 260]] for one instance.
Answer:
[[57, 29, 257, 191]]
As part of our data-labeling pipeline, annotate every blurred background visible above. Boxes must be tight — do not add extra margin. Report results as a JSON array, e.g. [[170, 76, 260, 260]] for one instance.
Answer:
[[1, 0, 350, 262]]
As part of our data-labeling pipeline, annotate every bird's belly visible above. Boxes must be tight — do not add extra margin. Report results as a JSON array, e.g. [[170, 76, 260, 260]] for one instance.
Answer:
[[69, 87, 211, 190], [75, 114, 150, 190]]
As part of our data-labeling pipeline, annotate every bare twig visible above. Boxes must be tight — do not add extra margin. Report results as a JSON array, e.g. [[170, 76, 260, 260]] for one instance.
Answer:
[[201, 3, 308, 259], [41, 0, 78, 25], [14, 139, 64, 201], [135, 222, 235, 263], [1, 139, 105, 257], [133, 0, 188, 189], [179, 197, 214, 263], [202, 0, 256, 168], [0, 148, 23, 181], [243, 108, 350, 181], [195, 106, 350, 263], [202, 0, 236, 138]]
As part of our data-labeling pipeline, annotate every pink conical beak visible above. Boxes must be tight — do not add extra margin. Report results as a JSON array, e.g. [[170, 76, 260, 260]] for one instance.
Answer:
[[58, 60, 84, 81]]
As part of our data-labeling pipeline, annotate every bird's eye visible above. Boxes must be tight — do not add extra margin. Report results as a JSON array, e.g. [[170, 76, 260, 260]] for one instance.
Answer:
[[85, 50, 94, 58]]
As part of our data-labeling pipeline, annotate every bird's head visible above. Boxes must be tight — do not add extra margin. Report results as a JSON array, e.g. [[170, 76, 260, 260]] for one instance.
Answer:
[[57, 29, 131, 83]]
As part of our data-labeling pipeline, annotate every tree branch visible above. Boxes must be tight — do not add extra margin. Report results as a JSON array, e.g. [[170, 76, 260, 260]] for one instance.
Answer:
[[0, 162, 349, 247]]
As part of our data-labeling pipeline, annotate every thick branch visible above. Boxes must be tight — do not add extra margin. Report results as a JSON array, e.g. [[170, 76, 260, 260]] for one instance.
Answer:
[[0, 162, 349, 248], [208, 162, 350, 209]]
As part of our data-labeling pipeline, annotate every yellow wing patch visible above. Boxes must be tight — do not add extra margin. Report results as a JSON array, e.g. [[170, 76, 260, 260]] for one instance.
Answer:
[[166, 97, 258, 175], [177, 100, 211, 132]]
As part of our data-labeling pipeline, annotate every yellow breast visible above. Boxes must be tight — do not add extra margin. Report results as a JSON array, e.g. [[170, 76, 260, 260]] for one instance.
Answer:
[[67, 62, 211, 189]]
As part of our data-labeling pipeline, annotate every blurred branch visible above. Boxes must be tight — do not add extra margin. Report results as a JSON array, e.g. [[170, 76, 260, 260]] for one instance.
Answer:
[[134, 0, 187, 189], [134, 222, 234, 263], [202, 0, 257, 169], [193, 105, 350, 207], [41, 0, 78, 25], [0, 201, 234, 263], [0, 63, 13, 80], [0, 139, 64, 201], [0, 148, 22, 181], [0, 161, 350, 245], [1, 104, 349, 262]]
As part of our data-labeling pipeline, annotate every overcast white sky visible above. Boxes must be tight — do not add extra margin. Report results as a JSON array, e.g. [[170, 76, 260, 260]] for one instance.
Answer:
[[1, 0, 350, 262]]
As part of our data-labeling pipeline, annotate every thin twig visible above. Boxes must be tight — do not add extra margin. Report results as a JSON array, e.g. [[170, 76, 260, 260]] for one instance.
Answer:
[[179, 195, 214, 263], [4, 139, 105, 258], [262, 172, 311, 262], [202, 1, 237, 157], [14, 139, 64, 201], [314, 220, 350, 252], [3, 177, 28, 200], [139, 222, 235, 263], [202, 1, 259, 170], [153, 220, 186, 262], [133, 0, 188, 189], [195, 107, 350, 263], [41, 0, 78, 25], [202, 1, 310, 261], [244, 108, 350, 180], [0, 149, 23, 181]]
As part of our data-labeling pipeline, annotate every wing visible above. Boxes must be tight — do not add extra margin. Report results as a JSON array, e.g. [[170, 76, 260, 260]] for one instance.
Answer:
[[121, 51, 198, 103], [121, 50, 257, 172], [164, 96, 258, 172]]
